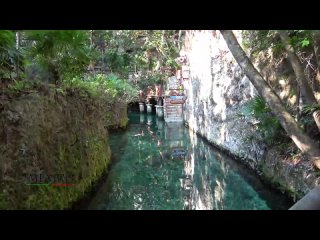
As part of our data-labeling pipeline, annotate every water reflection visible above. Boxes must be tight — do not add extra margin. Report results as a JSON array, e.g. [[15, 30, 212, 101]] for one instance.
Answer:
[[140, 114, 145, 124], [156, 118, 164, 130], [87, 113, 290, 210], [147, 114, 153, 126]]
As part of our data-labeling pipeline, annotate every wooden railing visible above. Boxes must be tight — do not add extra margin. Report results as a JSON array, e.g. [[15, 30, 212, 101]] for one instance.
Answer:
[[289, 186, 320, 210]]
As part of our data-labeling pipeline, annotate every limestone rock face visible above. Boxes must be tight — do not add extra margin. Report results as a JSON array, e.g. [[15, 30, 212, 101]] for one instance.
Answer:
[[182, 30, 318, 199], [182, 30, 262, 164]]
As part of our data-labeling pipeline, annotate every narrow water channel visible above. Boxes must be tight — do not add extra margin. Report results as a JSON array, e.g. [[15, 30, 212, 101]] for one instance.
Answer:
[[87, 113, 291, 210]]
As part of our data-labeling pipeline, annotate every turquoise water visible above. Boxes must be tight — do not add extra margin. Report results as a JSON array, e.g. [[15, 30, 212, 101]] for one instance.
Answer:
[[87, 113, 291, 210]]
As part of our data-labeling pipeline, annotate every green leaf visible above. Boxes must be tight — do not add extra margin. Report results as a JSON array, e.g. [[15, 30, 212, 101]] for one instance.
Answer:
[[301, 39, 310, 47]]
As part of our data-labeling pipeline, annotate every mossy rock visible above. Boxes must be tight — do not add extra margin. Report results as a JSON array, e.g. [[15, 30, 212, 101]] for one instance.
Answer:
[[0, 87, 125, 209], [119, 117, 129, 128]]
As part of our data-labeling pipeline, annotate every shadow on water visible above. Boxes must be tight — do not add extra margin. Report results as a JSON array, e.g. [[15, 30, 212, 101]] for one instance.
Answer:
[[87, 113, 292, 210]]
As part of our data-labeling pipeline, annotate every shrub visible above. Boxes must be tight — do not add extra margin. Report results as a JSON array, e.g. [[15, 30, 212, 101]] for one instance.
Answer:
[[63, 73, 139, 103], [239, 96, 286, 146]]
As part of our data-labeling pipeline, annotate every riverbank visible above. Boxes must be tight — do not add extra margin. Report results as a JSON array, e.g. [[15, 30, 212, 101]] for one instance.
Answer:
[[185, 122, 294, 207], [182, 30, 320, 203], [0, 83, 128, 210]]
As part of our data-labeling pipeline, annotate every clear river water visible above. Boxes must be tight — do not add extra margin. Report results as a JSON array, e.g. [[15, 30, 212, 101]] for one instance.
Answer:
[[87, 113, 291, 210]]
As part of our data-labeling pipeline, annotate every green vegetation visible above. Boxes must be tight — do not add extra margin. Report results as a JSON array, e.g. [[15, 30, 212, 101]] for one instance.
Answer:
[[23, 134, 111, 210], [239, 96, 286, 146], [24, 30, 91, 83], [0, 83, 130, 209], [223, 30, 320, 172], [1, 30, 180, 95], [2, 30, 182, 209], [0, 30, 22, 79], [302, 103, 320, 116], [240, 30, 320, 142], [63, 74, 139, 103], [242, 30, 314, 58]]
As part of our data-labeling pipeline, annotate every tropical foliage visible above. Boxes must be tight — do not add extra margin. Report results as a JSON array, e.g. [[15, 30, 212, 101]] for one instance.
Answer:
[[239, 96, 285, 145], [1, 30, 180, 99]]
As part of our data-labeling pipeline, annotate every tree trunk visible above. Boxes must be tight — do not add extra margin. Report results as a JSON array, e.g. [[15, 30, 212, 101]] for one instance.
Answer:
[[278, 31, 317, 104], [90, 30, 94, 47], [277, 30, 320, 132], [220, 30, 320, 169], [15, 31, 20, 79], [313, 30, 320, 91], [178, 30, 182, 49], [312, 31, 320, 131], [48, 63, 59, 84]]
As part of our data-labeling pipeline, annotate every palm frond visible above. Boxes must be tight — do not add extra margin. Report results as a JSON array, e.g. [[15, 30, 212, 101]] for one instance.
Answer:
[[302, 104, 320, 115]]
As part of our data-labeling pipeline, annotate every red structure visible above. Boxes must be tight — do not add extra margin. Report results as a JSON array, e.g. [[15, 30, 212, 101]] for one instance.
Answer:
[[155, 84, 163, 97]]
